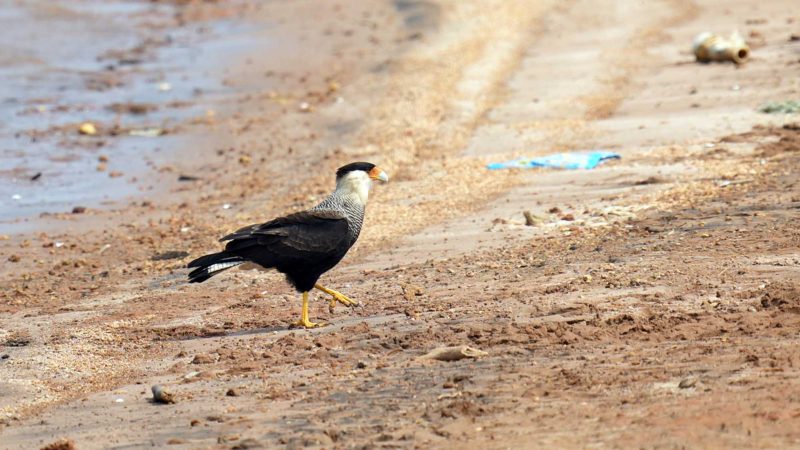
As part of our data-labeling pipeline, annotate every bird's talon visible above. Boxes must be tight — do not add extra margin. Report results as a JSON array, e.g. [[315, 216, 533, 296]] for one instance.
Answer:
[[333, 294, 358, 307], [315, 284, 358, 309]]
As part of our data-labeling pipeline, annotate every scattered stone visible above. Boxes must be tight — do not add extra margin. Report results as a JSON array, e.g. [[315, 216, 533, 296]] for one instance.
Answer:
[[678, 377, 698, 389], [108, 102, 157, 115], [231, 438, 265, 449], [355, 360, 369, 369], [523, 210, 543, 226], [152, 385, 176, 404], [8, 255, 20, 263], [108, 171, 124, 178], [634, 176, 667, 185], [151, 250, 190, 261], [226, 388, 239, 397], [218, 434, 241, 444], [71, 206, 87, 214], [40, 438, 75, 450], [192, 353, 215, 364], [79, 122, 97, 135], [561, 213, 575, 221], [420, 346, 488, 362], [129, 128, 165, 137], [401, 283, 425, 301], [759, 283, 800, 313], [183, 371, 201, 380]]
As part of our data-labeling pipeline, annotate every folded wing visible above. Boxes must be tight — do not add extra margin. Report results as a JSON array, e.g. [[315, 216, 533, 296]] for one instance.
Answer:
[[221, 210, 351, 264]]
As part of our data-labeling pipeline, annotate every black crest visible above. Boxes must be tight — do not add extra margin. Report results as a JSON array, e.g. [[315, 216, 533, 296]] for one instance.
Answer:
[[336, 162, 375, 179]]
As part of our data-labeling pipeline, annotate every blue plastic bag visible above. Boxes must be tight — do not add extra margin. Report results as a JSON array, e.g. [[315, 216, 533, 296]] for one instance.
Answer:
[[487, 151, 620, 170]]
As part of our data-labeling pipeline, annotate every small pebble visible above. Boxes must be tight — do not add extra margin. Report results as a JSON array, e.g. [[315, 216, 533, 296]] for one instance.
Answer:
[[79, 122, 97, 135]]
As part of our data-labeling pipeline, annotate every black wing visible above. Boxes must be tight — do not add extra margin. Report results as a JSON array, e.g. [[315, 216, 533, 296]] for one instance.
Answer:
[[220, 210, 351, 261]]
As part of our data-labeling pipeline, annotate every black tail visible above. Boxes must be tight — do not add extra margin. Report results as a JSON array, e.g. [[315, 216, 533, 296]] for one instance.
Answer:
[[187, 251, 244, 283]]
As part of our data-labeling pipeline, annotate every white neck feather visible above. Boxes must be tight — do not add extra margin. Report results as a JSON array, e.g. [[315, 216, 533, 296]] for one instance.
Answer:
[[335, 171, 371, 205]]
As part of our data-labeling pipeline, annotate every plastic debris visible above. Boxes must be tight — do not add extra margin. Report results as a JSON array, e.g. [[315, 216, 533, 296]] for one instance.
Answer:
[[759, 100, 800, 114], [487, 151, 620, 170], [151, 385, 176, 404], [692, 32, 749, 64]]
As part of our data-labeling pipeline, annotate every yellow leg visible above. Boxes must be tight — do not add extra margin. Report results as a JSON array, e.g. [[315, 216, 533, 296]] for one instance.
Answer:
[[292, 292, 323, 329], [315, 283, 358, 309]]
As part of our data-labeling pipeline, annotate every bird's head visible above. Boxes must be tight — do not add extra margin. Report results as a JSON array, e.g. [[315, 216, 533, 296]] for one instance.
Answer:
[[335, 162, 389, 204]]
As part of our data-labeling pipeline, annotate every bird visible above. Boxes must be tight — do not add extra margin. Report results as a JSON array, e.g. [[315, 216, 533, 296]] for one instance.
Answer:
[[187, 162, 389, 328]]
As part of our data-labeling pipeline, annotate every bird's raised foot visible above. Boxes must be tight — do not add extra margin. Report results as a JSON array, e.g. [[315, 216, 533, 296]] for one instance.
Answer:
[[291, 318, 326, 329], [328, 292, 358, 310], [315, 284, 358, 310]]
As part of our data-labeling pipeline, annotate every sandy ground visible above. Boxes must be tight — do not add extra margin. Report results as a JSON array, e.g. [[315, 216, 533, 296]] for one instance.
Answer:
[[1, 0, 800, 448]]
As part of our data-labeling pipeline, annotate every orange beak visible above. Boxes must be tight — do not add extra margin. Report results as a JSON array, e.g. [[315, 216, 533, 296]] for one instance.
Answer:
[[368, 166, 389, 182]]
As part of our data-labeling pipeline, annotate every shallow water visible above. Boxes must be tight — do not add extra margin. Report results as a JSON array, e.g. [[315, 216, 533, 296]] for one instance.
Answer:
[[0, 0, 254, 229]]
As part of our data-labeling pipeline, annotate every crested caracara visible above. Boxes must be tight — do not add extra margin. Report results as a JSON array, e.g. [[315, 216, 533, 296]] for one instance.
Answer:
[[187, 162, 389, 328]]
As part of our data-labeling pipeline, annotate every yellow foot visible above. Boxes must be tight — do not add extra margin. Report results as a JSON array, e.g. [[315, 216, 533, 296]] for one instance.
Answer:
[[291, 318, 325, 329], [292, 291, 325, 329], [315, 284, 358, 310], [328, 292, 358, 309]]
